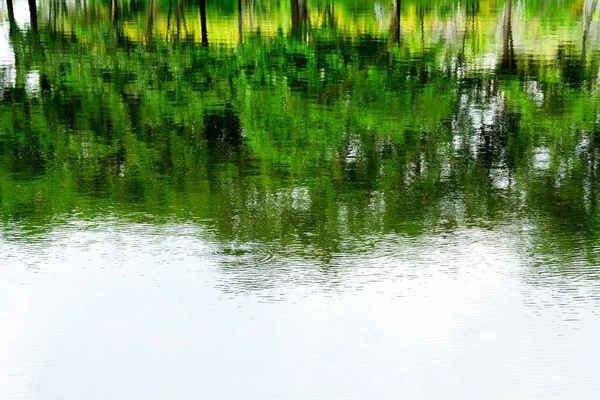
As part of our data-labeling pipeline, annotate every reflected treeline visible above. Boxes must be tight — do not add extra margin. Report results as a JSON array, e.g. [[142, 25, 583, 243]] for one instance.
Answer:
[[1, 0, 600, 267]]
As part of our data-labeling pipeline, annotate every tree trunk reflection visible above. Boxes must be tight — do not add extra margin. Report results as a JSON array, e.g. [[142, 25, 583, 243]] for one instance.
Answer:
[[500, 0, 516, 72], [200, 0, 208, 46]]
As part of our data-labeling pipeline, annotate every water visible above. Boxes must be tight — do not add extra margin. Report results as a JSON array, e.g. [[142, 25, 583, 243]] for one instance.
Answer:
[[2, 0, 600, 397]]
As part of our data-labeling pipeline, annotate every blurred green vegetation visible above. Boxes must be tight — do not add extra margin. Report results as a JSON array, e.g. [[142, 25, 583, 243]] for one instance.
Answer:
[[1, 0, 600, 263]]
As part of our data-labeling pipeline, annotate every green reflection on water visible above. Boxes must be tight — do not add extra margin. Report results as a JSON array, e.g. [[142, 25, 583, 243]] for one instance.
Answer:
[[1, 0, 600, 266]]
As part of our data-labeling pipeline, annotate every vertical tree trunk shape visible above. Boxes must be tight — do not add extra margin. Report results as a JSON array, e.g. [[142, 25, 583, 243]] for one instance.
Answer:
[[582, 0, 598, 63], [391, 0, 401, 44], [291, 0, 299, 35], [174, 0, 188, 37], [238, 0, 243, 43], [291, 0, 306, 38], [419, 6, 424, 51], [458, 1, 475, 66], [52, 0, 58, 31], [299, 0, 307, 24], [176, 0, 182, 37], [500, 0, 515, 71], [6, 0, 16, 26], [28, 0, 38, 31], [200, 0, 208, 46], [166, 0, 172, 38], [249, 0, 254, 31], [146, 0, 155, 44], [323, 1, 335, 29], [110, 0, 118, 24]]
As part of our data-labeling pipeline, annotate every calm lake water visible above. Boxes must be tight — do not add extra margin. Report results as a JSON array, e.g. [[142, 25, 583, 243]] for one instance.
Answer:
[[2, 0, 600, 398]]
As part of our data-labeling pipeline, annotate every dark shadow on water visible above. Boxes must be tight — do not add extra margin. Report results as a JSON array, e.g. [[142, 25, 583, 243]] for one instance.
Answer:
[[203, 106, 244, 148]]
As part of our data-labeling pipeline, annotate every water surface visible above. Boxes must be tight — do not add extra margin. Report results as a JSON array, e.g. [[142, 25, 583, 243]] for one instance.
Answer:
[[2, 0, 600, 398]]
